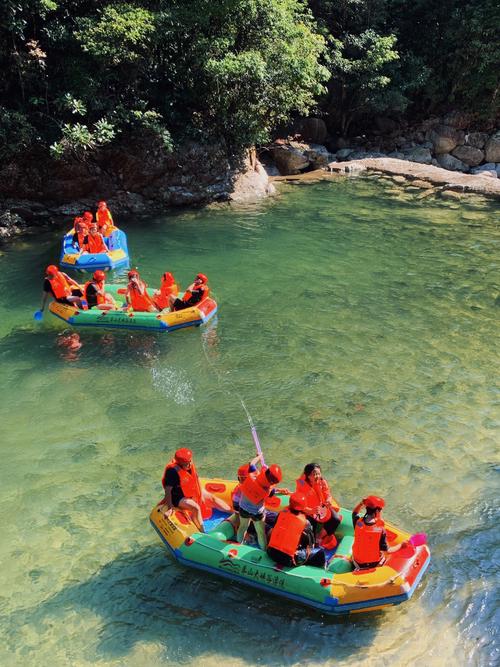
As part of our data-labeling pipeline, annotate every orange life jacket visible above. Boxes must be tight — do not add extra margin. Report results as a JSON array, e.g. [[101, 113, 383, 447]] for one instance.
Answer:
[[240, 468, 272, 505], [127, 280, 156, 312], [268, 509, 307, 558], [84, 280, 105, 306], [182, 282, 209, 304], [154, 281, 179, 310], [96, 208, 114, 237], [161, 459, 203, 505], [84, 232, 107, 254], [48, 272, 73, 299], [75, 231, 87, 248], [352, 517, 385, 565], [295, 474, 333, 522]]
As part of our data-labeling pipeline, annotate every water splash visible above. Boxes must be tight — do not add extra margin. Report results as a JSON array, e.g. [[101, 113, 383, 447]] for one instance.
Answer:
[[150, 366, 195, 404]]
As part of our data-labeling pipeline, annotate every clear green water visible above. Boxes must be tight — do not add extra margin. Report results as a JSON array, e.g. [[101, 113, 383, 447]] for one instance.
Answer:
[[0, 177, 498, 666]]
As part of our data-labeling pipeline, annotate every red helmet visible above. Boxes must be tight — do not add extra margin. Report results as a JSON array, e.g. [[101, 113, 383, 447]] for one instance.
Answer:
[[46, 264, 59, 276], [265, 464, 282, 484], [364, 495, 385, 511], [289, 492, 307, 512], [196, 273, 208, 284], [83, 211, 93, 221], [174, 448, 193, 465], [162, 272, 175, 286], [237, 463, 250, 479], [128, 269, 139, 279], [93, 270, 106, 281]]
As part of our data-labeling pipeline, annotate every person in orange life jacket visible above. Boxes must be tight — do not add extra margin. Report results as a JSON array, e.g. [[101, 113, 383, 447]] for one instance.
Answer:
[[227, 454, 262, 528], [170, 273, 209, 311], [84, 270, 116, 311], [267, 492, 326, 568], [95, 200, 114, 237], [41, 265, 86, 312], [236, 463, 287, 550], [72, 217, 88, 251], [352, 495, 407, 570], [82, 224, 108, 254], [296, 463, 341, 550], [153, 271, 179, 310], [125, 269, 159, 312], [162, 448, 231, 532], [82, 211, 94, 225]]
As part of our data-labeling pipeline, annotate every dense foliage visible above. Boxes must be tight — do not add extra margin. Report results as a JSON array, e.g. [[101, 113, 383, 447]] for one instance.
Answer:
[[0, 0, 498, 160]]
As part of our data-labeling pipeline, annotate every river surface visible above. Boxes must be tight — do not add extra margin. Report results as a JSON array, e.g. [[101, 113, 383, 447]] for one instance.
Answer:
[[0, 176, 498, 666]]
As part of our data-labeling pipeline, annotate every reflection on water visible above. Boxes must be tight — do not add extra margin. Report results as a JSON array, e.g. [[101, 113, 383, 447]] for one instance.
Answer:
[[0, 177, 498, 666]]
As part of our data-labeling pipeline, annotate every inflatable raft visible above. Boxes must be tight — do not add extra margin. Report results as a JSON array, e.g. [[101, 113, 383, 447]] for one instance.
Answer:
[[150, 479, 430, 615], [59, 228, 129, 271], [49, 285, 218, 332]]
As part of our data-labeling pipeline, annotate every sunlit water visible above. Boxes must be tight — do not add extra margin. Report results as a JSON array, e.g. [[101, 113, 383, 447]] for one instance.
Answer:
[[0, 176, 498, 666]]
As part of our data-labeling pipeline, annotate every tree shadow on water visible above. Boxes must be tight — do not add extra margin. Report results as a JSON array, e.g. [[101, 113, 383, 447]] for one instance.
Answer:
[[9, 545, 382, 665]]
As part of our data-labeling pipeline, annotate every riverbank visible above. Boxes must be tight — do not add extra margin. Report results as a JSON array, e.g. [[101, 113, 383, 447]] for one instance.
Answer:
[[272, 157, 500, 200]]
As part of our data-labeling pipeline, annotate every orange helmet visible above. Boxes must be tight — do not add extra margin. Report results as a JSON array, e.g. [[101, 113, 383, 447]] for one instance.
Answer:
[[93, 270, 106, 281], [237, 463, 251, 480], [363, 495, 385, 511], [266, 464, 282, 484], [196, 273, 208, 284], [83, 211, 93, 221], [46, 265, 59, 276], [162, 272, 175, 286], [174, 448, 193, 465], [289, 492, 307, 512]]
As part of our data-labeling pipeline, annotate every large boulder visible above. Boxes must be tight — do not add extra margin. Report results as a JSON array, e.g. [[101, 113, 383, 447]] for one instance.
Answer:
[[400, 146, 433, 164], [270, 142, 310, 174], [484, 132, 500, 163], [436, 153, 469, 172], [230, 158, 276, 202], [429, 125, 463, 154], [294, 117, 328, 144], [451, 145, 484, 167], [336, 148, 355, 160], [465, 132, 489, 149], [304, 143, 331, 169]]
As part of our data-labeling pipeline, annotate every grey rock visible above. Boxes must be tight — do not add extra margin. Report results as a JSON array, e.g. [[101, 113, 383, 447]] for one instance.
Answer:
[[430, 125, 463, 154], [484, 132, 500, 163], [336, 148, 355, 160], [471, 163, 498, 178], [471, 162, 498, 178], [304, 143, 331, 169], [270, 144, 310, 174], [465, 132, 489, 149], [451, 145, 484, 167], [400, 146, 433, 164], [437, 153, 469, 172]]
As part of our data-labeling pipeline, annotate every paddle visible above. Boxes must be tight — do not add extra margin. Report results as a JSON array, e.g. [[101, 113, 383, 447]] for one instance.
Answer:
[[33, 310, 43, 321]]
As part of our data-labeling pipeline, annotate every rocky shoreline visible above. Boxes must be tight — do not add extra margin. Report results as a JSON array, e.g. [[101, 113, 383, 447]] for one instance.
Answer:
[[271, 157, 500, 200], [2, 112, 499, 242]]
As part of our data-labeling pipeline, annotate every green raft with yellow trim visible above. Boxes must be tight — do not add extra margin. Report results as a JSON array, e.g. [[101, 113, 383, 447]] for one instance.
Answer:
[[49, 285, 218, 332], [150, 478, 430, 615]]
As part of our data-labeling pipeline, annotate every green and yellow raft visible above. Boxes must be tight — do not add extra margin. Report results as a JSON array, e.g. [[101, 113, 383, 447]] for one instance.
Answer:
[[49, 285, 218, 332], [150, 478, 430, 615]]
